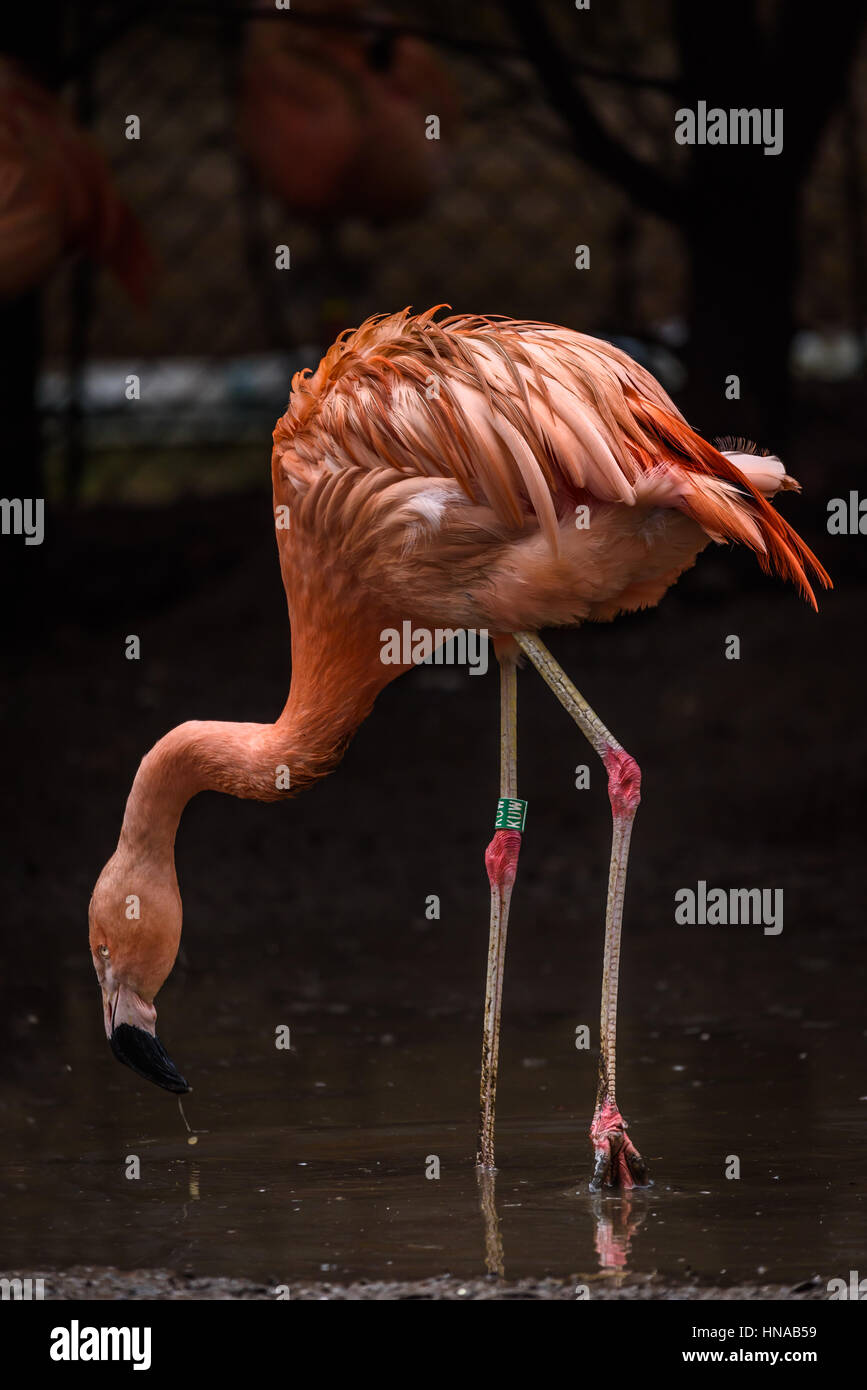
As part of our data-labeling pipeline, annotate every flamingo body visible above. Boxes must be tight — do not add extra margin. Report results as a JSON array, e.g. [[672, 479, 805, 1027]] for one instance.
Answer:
[[273, 308, 827, 647]]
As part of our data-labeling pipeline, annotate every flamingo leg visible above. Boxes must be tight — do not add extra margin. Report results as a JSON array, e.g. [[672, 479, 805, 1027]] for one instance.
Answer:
[[513, 632, 650, 1192], [476, 652, 522, 1171]]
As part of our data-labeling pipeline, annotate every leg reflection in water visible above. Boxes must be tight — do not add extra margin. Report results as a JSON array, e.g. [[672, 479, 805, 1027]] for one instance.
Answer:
[[592, 1190, 646, 1276], [476, 1169, 647, 1281], [477, 1169, 505, 1277]]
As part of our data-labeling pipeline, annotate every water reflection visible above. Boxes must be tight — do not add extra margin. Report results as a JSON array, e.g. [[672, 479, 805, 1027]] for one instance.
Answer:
[[1, 1002, 863, 1288], [478, 1166, 648, 1280], [476, 1169, 504, 1276], [590, 1192, 646, 1273]]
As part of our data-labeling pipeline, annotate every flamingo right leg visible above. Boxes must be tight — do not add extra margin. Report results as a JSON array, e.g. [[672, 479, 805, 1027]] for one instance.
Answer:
[[513, 631, 650, 1192]]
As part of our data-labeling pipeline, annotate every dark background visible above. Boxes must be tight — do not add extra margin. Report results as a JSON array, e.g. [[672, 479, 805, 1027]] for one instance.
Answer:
[[0, 0, 864, 1290]]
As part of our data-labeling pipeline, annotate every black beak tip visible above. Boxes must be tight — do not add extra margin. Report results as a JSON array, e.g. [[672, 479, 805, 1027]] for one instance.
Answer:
[[110, 1022, 191, 1094]]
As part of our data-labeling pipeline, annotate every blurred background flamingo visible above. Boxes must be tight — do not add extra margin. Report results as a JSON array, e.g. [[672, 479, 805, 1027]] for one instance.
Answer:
[[0, 58, 152, 302], [239, 0, 459, 224]]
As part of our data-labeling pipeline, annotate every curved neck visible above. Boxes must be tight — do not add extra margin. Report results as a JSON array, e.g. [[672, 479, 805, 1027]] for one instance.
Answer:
[[118, 620, 392, 862]]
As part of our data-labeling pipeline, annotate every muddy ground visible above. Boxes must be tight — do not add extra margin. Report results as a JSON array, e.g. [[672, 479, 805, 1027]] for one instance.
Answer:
[[6, 1267, 832, 1300]]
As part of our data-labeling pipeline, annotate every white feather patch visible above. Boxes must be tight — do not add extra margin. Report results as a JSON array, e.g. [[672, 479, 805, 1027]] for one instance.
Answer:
[[406, 491, 452, 528], [720, 450, 786, 497], [400, 485, 463, 554]]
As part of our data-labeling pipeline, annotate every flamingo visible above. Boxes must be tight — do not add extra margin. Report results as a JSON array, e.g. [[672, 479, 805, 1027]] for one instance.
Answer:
[[89, 307, 829, 1188], [238, 1, 459, 224], [0, 59, 153, 302]]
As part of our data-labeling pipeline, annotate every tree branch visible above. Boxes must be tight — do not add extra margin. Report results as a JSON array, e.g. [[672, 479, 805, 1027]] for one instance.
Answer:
[[502, 0, 685, 224]]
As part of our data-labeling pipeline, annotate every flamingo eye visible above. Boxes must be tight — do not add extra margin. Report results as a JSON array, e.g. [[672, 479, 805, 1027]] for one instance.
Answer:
[[97, 945, 110, 959]]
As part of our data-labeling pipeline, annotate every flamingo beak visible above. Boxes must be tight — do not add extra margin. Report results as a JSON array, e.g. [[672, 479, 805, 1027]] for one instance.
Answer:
[[103, 983, 190, 1094]]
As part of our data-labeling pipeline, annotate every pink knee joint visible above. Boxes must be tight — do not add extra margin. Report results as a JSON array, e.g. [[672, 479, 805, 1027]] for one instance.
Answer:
[[485, 829, 522, 891], [603, 747, 641, 819]]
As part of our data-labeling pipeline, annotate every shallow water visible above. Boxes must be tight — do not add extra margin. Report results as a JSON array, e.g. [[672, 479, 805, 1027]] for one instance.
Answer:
[[2, 565, 865, 1293], [3, 1000, 863, 1289]]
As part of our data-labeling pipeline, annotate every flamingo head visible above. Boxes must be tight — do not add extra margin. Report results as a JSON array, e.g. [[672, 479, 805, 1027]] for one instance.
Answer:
[[88, 848, 190, 1094]]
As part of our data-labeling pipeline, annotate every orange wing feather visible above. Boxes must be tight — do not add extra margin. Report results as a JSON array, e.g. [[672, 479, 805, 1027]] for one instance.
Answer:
[[627, 396, 830, 609]]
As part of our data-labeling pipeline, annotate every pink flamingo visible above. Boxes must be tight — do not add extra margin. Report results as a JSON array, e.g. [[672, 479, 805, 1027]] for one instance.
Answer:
[[238, 1, 459, 224], [89, 308, 829, 1188], [0, 59, 153, 301]]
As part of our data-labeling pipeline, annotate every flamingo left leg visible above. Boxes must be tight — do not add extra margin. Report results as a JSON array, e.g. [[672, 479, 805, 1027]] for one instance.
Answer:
[[476, 651, 522, 1171], [513, 631, 650, 1192]]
